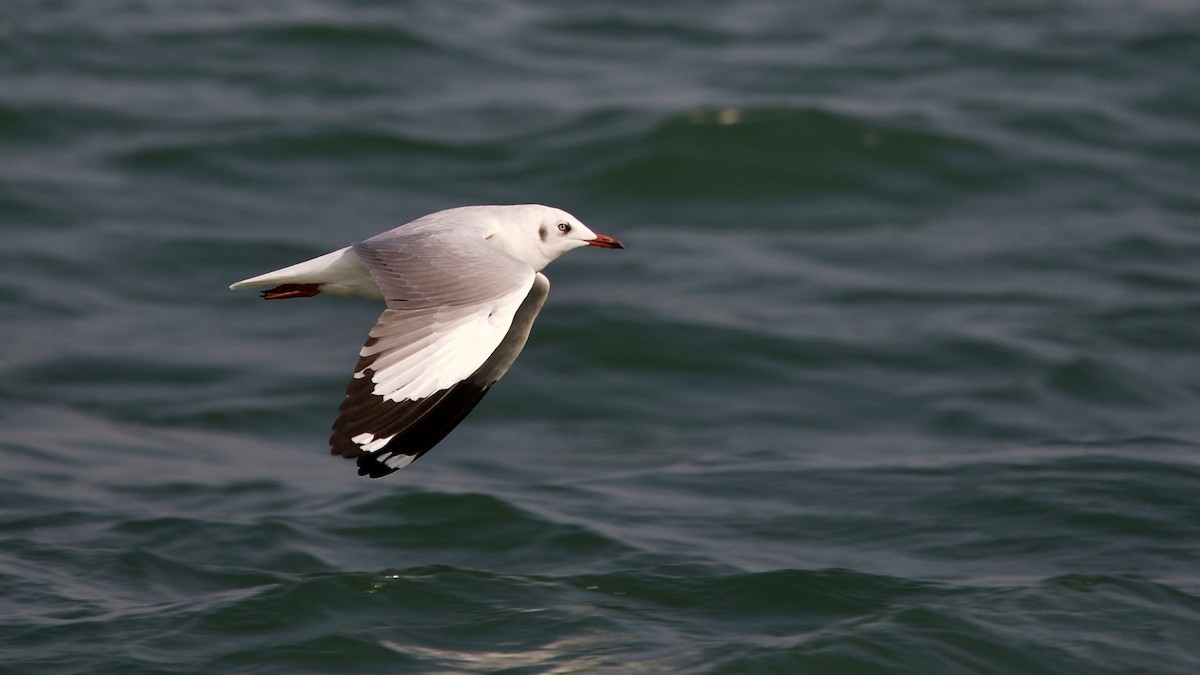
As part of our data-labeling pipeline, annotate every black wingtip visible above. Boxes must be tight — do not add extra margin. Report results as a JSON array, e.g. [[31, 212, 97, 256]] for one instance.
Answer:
[[356, 453, 400, 479]]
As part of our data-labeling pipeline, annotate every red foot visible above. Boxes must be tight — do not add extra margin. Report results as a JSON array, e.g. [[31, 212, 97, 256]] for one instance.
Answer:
[[261, 283, 322, 300]]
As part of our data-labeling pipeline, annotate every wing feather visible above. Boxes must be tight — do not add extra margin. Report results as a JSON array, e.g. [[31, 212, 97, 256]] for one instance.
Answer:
[[329, 228, 546, 475]]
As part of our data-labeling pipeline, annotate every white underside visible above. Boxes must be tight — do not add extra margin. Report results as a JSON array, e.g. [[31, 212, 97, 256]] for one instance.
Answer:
[[357, 277, 535, 402]]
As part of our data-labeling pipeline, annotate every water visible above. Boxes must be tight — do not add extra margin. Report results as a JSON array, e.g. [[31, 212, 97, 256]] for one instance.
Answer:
[[4, 1, 1200, 672]]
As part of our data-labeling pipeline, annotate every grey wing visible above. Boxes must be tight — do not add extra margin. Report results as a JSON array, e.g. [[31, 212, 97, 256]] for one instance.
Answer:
[[354, 227, 533, 309], [330, 231, 546, 477]]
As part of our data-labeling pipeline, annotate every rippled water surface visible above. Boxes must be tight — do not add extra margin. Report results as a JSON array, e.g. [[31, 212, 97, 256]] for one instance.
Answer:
[[4, 1, 1200, 673]]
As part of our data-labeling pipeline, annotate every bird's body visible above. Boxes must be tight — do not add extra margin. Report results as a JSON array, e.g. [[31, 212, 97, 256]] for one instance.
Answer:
[[231, 204, 623, 478]]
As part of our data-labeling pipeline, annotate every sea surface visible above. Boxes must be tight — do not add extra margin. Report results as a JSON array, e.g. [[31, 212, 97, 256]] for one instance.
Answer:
[[3, 1, 1200, 673]]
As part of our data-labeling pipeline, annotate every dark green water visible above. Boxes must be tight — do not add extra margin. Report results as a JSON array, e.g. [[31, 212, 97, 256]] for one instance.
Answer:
[[4, 1, 1200, 673]]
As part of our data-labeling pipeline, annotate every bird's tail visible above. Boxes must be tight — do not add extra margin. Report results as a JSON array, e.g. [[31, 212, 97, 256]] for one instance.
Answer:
[[229, 246, 382, 299]]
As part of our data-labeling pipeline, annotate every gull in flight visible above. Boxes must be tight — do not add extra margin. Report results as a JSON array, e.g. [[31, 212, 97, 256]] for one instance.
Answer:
[[231, 204, 624, 477]]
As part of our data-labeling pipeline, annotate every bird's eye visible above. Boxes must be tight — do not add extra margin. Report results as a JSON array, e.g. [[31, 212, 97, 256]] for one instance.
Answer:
[[557, 222, 571, 233]]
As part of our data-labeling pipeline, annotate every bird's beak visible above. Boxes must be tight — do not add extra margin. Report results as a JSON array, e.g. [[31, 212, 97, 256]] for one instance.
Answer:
[[587, 233, 624, 249]]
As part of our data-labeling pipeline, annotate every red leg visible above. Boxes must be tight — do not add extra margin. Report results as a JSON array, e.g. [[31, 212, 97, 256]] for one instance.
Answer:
[[261, 283, 322, 300]]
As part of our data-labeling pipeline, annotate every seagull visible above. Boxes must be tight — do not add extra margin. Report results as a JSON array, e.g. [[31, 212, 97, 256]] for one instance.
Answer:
[[231, 204, 624, 478]]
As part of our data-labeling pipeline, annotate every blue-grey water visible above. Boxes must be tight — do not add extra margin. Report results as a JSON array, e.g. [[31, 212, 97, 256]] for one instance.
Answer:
[[4, 1, 1200, 673]]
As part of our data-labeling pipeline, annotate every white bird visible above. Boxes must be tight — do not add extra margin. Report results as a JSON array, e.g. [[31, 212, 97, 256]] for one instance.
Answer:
[[231, 204, 624, 478]]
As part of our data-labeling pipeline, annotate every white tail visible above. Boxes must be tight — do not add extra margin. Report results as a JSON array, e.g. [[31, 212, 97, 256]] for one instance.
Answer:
[[229, 246, 383, 299]]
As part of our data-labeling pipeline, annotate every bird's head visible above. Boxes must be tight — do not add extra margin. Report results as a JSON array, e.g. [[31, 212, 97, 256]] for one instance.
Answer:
[[489, 204, 624, 271]]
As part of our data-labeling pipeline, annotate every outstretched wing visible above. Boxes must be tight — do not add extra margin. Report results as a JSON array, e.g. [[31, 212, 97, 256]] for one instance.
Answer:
[[329, 228, 545, 477]]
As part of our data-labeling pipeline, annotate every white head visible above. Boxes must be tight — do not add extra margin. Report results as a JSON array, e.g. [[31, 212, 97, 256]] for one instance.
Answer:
[[483, 204, 623, 271]]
